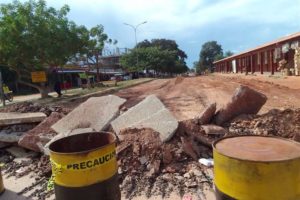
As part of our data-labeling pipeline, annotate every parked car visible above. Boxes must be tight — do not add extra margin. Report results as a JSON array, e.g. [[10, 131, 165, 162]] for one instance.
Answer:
[[110, 74, 123, 81], [123, 73, 132, 81]]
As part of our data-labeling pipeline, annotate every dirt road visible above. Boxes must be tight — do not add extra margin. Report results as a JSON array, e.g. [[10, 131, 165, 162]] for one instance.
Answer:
[[116, 75, 300, 121]]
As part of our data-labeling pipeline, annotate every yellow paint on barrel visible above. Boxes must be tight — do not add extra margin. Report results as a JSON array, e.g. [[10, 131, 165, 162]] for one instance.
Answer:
[[49, 132, 118, 187], [0, 168, 4, 194], [213, 136, 300, 200]]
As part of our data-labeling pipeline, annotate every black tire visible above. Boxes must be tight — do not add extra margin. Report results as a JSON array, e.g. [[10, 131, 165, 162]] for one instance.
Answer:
[[7, 93, 13, 102], [4, 93, 13, 102]]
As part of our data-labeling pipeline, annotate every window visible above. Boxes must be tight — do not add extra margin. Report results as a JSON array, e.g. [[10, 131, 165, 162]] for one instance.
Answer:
[[282, 43, 289, 53], [274, 48, 281, 60], [291, 41, 299, 49], [257, 53, 261, 65]]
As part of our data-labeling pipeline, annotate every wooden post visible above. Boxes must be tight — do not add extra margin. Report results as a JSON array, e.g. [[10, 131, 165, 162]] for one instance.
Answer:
[[0, 71, 5, 107], [267, 50, 271, 72], [271, 49, 274, 75], [250, 55, 252, 73], [240, 58, 242, 73], [261, 52, 264, 74], [251, 54, 254, 74]]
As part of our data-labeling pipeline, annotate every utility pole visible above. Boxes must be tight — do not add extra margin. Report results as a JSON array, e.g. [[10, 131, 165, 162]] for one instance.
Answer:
[[0, 71, 5, 107], [124, 21, 147, 74], [124, 21, 147, 47]]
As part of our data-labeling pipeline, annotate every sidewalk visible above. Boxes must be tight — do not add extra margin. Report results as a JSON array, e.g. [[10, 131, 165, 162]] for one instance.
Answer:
[[0, 78, 154, 108], [215, 73, 300, 90]]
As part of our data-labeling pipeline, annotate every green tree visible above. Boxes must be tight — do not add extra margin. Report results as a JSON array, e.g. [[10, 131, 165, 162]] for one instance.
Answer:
[[85, 25, 117, 82], [137, 39, 187, 60], [193, 61, 200, 73], [120, 47, 187, 74], [0, 66, 17, 84], [136, 40, 151, 48], [0, 0, 90, 98], [198, 41, 223, 72], [224, 50, 234, 58], [124, 38, 188, 74]]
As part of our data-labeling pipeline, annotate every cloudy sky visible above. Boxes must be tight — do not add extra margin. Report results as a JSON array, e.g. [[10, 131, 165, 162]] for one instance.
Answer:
[[2, 0, 300, 67]]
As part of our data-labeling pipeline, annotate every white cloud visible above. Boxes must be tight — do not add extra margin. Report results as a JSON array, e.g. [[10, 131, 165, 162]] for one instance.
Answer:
[[1, 0, 300, 66], [53, 0, 300, 39]]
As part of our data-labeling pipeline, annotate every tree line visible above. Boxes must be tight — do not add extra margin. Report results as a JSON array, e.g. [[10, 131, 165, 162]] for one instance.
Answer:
[[0, 0, 231, 98], [0, 0, 116, 98], [120, 39, 188, 74], [194, 41, 234, 73], [0, 0, 188, 98]]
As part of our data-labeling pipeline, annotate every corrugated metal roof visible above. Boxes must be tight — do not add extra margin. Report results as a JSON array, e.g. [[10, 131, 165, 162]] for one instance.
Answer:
[[214, 31, 300, 64]]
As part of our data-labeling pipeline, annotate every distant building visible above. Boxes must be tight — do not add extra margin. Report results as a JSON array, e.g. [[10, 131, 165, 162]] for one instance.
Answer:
[[214, 32, 300, 75], [54, 48, 129, 88]]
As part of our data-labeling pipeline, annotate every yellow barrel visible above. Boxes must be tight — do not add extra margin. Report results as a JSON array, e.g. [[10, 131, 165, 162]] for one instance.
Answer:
[[0, 168, 4, 195], [49, 132, 120, 200], [213, 135, 300, 200]]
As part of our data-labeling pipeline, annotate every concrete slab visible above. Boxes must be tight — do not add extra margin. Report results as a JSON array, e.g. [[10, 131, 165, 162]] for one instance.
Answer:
[[44, 128, 94, 155], [0, 131, 24, 143], [0, 141, 10, 148], [2, 172, 55, 200], [197, 103, 216, 125], [111, 95, 178, 142], [5, 146, 38, 158], [18, 112, 65, 152], [0, 112, 46, 126], [201, 125, 227, 135], [215, 85, 267, 125], [0, 189, 30, 200], [51, 95, 126, 135]]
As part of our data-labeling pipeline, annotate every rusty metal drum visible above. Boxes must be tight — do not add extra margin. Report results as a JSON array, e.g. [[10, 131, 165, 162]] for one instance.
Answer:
[[0, 167, 4, 195], [49, 132, 120, 200], [213, 135, 300, 200]]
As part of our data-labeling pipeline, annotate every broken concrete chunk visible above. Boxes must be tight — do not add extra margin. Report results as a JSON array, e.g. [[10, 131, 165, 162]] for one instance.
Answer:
[[6, 146, 38, 158], [18, 112, 65, 152], [197, 103, 216, 125], [201, 125, 227, 135], [162, 146, 173, 164], [52, 95, 126, 134], [111, 95, 178, 142], [146, 159, 161, 177], [0, 112, 46, 126], [215, 85, 267, 125], [139, 156, 148, 165], [0, 131, 25, 143], [181, 137, 198, 161], [293, 132, 300, 142], [43, 128, 94, 155], [0, 141, 10, 148], [13, 157, 32, 165]]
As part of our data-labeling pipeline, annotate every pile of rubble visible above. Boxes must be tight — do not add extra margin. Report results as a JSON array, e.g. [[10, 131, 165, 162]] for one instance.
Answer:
[[115, 85, 268, 198], [228, 108, 300, 141], [0, 84, 300, 199], [0, 147, 52, 199], [0, 103, 70, 199], [117, 127, 214, 199], [1, 102, 70, 116]]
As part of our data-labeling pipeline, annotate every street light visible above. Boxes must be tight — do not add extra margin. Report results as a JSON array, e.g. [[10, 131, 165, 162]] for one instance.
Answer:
[[124, 21, 147, 78], [124, 21, 147, 46]]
